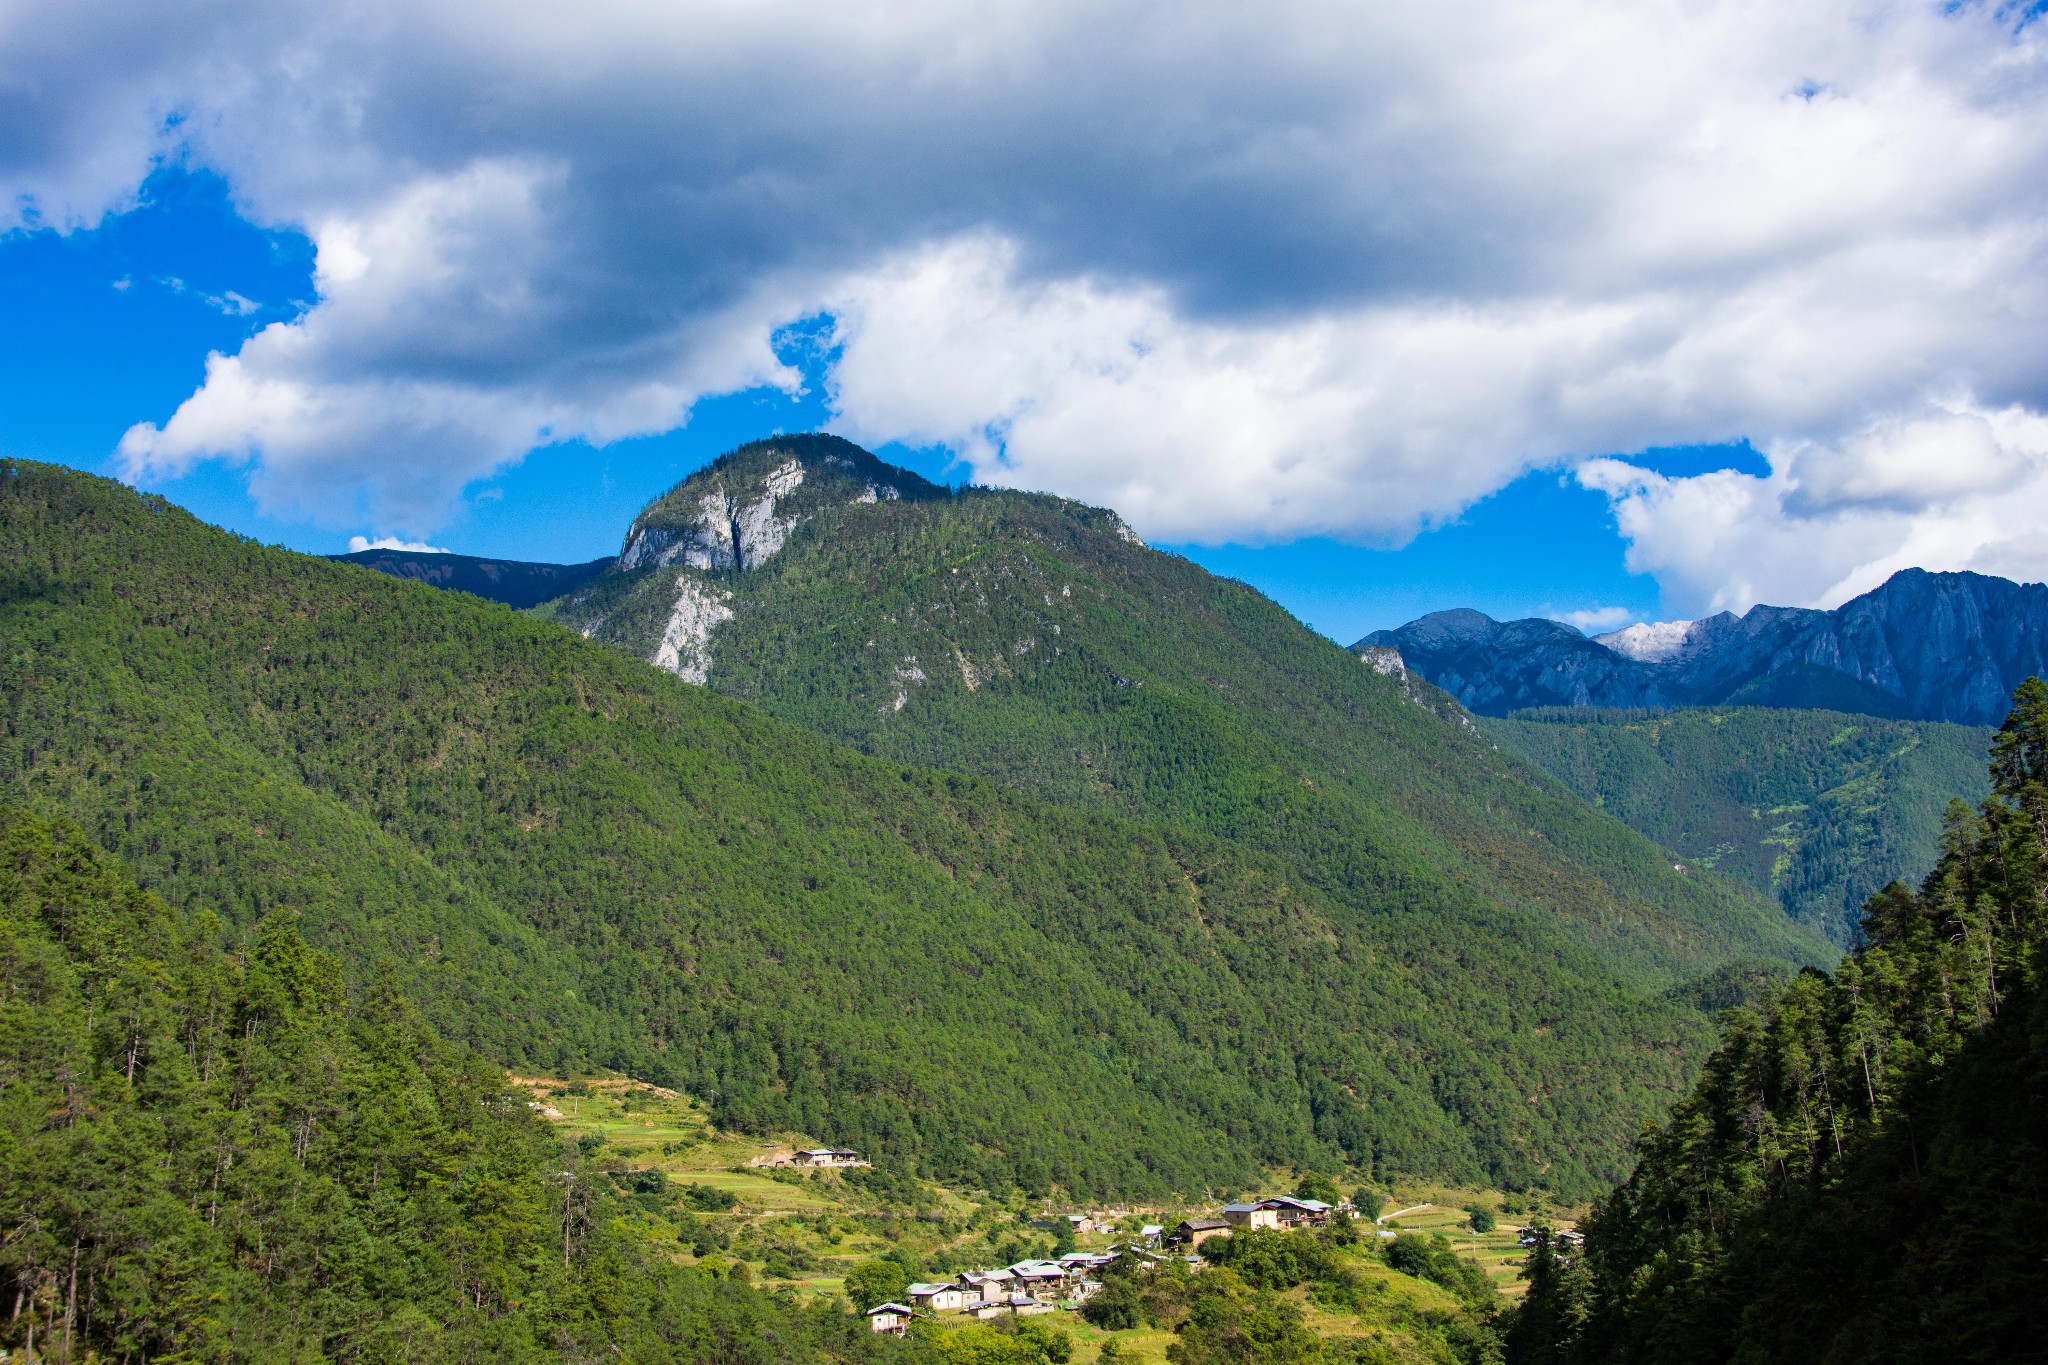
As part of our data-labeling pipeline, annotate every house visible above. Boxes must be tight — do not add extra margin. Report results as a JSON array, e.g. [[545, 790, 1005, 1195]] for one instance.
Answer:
[[1069, 1279, 1104, 1303], [1264, 1197, 1335, 1229], [907, 1283, 965, 1313], [1066, 1214, 1095, 1234], [967, 1299, 1011, 1320], [1171, 1218, 1233, 1249], [1139, 1224, 1164, 1246], [1221, 1203, 1281, 1231], [791, 1148, 867, 1168], [1009, 1295, 1056, 1317], [1008, 1262, 1066, 1290], [957, 1271, 1004, 1302], [866, 1304, 914, 1335]]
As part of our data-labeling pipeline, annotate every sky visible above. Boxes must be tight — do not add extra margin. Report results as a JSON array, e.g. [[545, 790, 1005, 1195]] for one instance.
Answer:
[[3, 0, 2046, 644]]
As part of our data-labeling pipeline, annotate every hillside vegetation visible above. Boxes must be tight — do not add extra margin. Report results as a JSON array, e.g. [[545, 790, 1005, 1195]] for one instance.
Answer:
[[1486, 708, 1992, 947], [5, 457, 1807, 1200], [1508, 683, 2048, 1363], [0, 805, 912, 1364]]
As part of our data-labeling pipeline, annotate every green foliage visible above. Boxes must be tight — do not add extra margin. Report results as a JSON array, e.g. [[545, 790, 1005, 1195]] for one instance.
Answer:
[[1512, 681, 2048, 1362], [846, 1258, 910, 1310], [1465, 1208, 1495, 1234], [930, 1321, 1073, 1365], [0, 459, 1816, 1201], [1488, 706, 1994, 946], [1082, 1278, 1145, 1330], [684, 1181, 740, 1210], [1206, 1229, 1344, 1290], [1383, 1236, 1496, 1309], [1294, 1172, 1344, 1205], [0, 806, 923, 1365], [1352, 1189, 1387, 1220]]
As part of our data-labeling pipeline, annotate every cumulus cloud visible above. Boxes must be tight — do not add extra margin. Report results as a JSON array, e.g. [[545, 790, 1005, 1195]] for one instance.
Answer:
[[1582, 402, 2048, 612], [347, 534, 447, 553], [8, 0, 2048, 602]]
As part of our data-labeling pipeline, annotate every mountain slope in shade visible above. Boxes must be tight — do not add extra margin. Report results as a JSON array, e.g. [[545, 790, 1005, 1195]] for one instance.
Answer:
[[1485, 707, 1994, 948], [333, 547, 614, 608], [540, 435, 1824, 994], [3, 456, 1808, 1199], [1358, 569, 2048, 724]]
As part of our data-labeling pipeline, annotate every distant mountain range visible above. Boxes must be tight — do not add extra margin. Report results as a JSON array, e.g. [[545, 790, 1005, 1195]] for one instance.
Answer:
[[1356, 568, 2048, 724], [330, 547, 613, 609]]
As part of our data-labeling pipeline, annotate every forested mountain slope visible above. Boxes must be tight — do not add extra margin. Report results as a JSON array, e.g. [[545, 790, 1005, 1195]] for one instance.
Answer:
[[1508, 684, 2048, 1364], [3, 459, 1801, 1199], [1486, 708, 1993, 948], [0, 805, 912, 1365], [332, 546, 613, 608], [540, 436, 1822, 990]]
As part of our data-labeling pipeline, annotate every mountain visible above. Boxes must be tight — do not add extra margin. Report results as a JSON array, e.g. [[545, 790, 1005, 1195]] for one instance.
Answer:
[[1485, 708, 1994, 948], [1357, 569, 2048, 724], [332, 546, 613, 608], [539, 435, 1819, 979], [3, 454, 1818, 1202], [1509, 686, 2048, 1364]]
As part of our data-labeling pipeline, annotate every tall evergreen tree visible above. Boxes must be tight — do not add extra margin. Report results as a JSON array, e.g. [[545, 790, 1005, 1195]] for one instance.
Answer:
[[1510, 679, 2048, 1363]]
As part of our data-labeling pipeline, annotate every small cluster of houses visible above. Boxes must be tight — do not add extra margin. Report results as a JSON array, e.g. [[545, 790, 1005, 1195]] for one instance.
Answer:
[[1169, 1194, 1349, 1249], [867, 1196, 1357, 1333]]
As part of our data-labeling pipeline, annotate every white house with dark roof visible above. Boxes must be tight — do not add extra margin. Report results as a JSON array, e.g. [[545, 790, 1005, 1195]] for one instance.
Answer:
[[1221, 1203, 1280, 1230], [866, 1304, 914, 1335]]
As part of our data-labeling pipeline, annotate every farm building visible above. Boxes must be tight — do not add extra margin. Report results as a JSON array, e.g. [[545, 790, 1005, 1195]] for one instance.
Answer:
[[1172, 1217, 1233, 1248]]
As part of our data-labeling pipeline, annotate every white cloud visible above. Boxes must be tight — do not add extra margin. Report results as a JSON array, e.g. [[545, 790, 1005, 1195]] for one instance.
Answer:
[[1582, 401, 2048, 612], [1555, 606, 1632, 634], [9, 0, 2048, 602], [348, 534, 448, 553]]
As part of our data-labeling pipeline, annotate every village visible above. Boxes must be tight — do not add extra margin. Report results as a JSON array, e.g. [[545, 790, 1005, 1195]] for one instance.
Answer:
[[515, 1073, 1573, 1357], [862, 1195, 1362, 1334]]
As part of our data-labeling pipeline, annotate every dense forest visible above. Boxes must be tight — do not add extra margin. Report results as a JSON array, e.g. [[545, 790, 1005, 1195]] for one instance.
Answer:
[[1508, 682, 2048, 1363], [0, 804, 926, 1364], [1, 458, 1808, 1200], [1487, 707, 1992, 947]]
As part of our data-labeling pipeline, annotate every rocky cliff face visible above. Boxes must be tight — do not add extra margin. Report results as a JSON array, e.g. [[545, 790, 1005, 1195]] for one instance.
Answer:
[[535, 434, 948, 681], [1358, 569, 2048, 724]]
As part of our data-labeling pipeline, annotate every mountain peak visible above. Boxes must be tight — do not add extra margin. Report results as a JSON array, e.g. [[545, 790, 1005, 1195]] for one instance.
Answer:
[[621, 434, 946, 574], [1594, 618, 1699, 663]]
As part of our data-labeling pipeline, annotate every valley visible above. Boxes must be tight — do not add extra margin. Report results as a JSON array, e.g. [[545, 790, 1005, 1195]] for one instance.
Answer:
[[4, 445, 2036, 1365]]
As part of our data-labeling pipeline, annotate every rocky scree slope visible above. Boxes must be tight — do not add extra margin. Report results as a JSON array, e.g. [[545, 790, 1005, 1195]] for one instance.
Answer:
[[5, 456, 1799, 1199], [1358, 569, 2048, 724], [540, 436, 1825, 992]]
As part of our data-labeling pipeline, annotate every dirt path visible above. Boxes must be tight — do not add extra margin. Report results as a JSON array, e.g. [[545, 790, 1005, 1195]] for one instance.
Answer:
[[1377, 1203, 1431, 1224]]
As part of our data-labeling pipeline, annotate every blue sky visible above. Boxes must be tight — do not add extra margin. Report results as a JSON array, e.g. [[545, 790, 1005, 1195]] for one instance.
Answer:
[[5, 0, 2042, 640], [0, 168, 1729, 644]]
